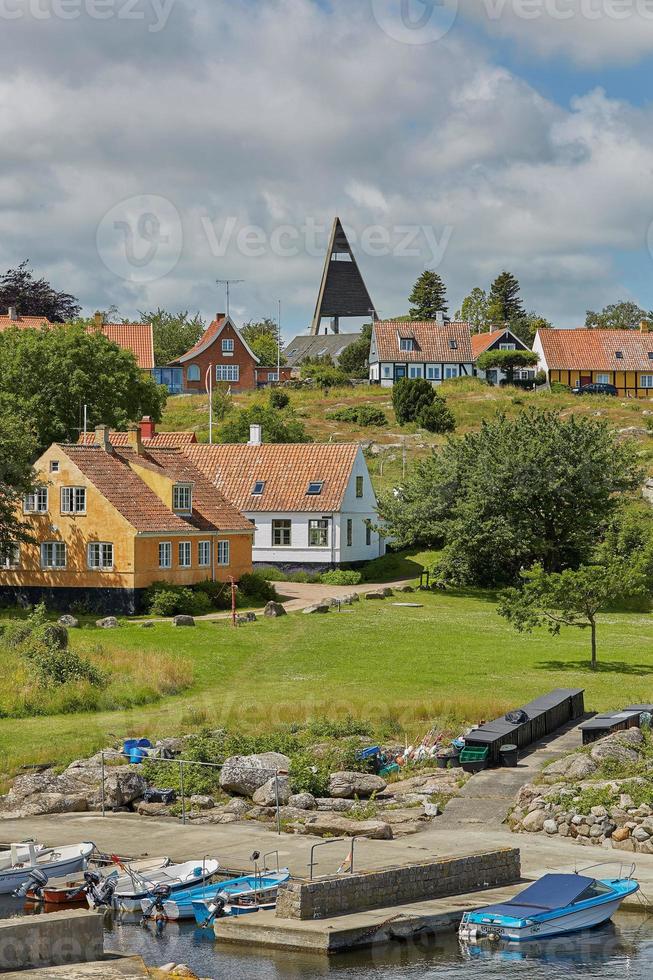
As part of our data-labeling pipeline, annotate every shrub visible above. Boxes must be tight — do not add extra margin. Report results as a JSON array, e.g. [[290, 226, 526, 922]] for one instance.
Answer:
[[550, 381, 570, 393], [194, 579, 234, 611], [269, 389, 290, 409], [418, 399, 455, 434], [33, 622, 69, 650], [392, 377, 436, 425], [321, 569, 363, 586], [327, 406, 387, 427], [534, 371, 547, 386], [146, 583, 196, 617], [238, 571, 278, 603], [301, 361, 349, 389], [290, 752, 332, 796], [25, 644, 104, 687]]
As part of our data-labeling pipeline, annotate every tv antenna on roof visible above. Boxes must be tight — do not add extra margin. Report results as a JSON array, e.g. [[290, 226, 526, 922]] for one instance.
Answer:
[[216, 279, 244, 318]]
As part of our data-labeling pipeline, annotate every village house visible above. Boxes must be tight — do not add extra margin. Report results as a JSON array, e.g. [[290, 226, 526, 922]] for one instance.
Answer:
[[471, 328, 537, 385], [153, 314, 291, 394], [183, 428, 384, 569], [533, 324, 653, 398], [368, 319, 474, 387], [78, 416, 197, 449], [0, 426, 253, 614]]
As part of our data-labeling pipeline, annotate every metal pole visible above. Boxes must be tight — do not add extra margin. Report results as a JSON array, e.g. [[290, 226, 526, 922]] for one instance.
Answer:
[[100, 751, 106, 817], [277, 300, 281, 382], [180, 760, 186, 826], [275, 770, 281, 836], [83, 404, 87, 440]]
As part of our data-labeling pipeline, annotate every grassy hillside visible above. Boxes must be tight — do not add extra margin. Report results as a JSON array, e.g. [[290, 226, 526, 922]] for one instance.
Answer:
[[161, 378, 653, 492]]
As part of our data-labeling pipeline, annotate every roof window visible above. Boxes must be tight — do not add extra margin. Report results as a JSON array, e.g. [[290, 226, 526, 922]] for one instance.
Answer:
[[252, 481, 266, 496], [449, 339, 458, 350], [307, 481, 324, 496], [615, 351, 624, 359]]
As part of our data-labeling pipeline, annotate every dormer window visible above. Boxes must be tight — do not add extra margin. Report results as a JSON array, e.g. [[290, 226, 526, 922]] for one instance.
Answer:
[[449, 339, 458, 350], [648, 352, 653, 360], [307, 481, 324, 496], [615, 351, 623, 359], [399, 338, 415, 352], [252, 481, 266, 496], [173, 483, 193, 512]]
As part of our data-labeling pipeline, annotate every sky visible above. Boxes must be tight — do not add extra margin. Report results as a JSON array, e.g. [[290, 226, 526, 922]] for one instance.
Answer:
[[3, 0, 653, 340]]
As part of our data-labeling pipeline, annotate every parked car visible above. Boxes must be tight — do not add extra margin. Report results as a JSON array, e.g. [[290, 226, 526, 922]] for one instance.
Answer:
[[571, 382, 618, 396]]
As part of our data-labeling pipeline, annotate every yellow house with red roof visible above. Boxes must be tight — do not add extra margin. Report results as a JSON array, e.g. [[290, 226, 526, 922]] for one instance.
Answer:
[[534, 325, 653, 398]]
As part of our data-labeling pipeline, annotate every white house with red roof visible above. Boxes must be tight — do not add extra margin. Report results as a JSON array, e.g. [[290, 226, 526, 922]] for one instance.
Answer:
[[369, 319, 474, 387], [471, 327, 536, 385]]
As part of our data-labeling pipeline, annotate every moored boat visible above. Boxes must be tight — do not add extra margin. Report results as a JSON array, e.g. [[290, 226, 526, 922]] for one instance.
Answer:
[[459, 872, 639, 943], [1, 842, 94, 895], [142, 869, 290, 923], [112, 859, 220, 913], [27, 856, 171, 907]]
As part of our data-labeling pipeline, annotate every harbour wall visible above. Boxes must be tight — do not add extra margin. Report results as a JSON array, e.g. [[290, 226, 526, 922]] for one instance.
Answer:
[[0, 909, 104, 972]]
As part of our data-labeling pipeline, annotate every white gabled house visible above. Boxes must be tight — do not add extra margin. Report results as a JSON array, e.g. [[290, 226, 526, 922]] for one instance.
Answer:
[[369, 320, 474, 387], [471, 328, 537, 384], [183, 428, 384, 569]]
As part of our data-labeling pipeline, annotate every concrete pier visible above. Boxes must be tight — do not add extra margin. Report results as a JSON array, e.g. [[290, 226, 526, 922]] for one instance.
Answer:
[[0, 909, 103, 972]]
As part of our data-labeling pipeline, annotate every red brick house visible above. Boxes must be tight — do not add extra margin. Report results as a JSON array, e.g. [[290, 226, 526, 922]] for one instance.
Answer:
[[153, 315, 291, 394]]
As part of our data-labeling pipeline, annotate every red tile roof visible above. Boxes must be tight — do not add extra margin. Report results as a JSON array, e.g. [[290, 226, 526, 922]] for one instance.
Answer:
[[175, 316, 226, 361], [0, 314, 54, 330], [183, 443, 361, 513], [78, 430, 197, 449], [372, 321, 473, 363], [471, 329, 513, 358], [537, 329, 653, 372], [90, 322, 155, 370]]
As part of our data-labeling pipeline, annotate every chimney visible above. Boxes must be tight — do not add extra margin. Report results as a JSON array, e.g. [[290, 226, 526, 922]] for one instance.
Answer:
[[139, 416, 156, 440], [94, 424, 112, 452], [640, 320, 652, 334], [8, 306, 18, 321], [127, 423, 143, 455], [435, 311, 444, 324], [216, 312, 225, 322], [248, 424, 262, 446], [94, 311, 104, 328]]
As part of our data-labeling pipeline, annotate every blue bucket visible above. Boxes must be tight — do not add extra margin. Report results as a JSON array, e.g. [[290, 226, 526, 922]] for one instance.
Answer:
[[129, 747, 146, 764]]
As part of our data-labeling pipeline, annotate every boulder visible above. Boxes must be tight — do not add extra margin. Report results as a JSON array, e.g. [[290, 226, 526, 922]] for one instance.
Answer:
[[302, 603, 330, 615], [96, 617, 119, 629], [58, 614, 79, 628], [236, 613, 257, 624], [263, 601, 286, 618], [632, 826, 651, 842], [365, 591, 386, 600], [189, 795, 215, 811], [102, 769, 150, 808], [301, 813, 393, 840], [521, 809, 547, 832], [223, 798, 251, 816], [140, 621, 156, 629], [219, 753, 291, 797], [315, 798, 354, 812], [173, 615, 195, 627], [543, 819, 558, 835], [612, 837, 636, 852], [289, 792, 317, 810], [328, 771, 387, 799], [252, 776, 291, 808], [136, 801, 172, 817], [611, 827, 631, 842], [590, 741, 639, 766], [544, 754, 598, 781], [381, 588, 394, 597]]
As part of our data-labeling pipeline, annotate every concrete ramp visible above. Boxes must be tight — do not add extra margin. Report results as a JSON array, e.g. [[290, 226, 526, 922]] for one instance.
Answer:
[[1, 956, 149, 977]]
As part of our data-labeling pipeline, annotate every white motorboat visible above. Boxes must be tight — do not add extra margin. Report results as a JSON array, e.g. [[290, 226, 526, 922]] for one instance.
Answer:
[[0, 842, 94, 894], [111, 859, 220, 912]]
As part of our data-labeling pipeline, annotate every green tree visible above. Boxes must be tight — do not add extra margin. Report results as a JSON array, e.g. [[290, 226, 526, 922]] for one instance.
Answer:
[[140, 309, 205, 366], [0, 324, 166, 452], [597, 503, 653, 596], [0, 260, 80, 322], [488, 272, 525, 325], [409, 271, 448, 320], [392, 377, 436, 424], [456, 287, 489, 333], [378, 410, 640, 587], [509, 312, 552, 348], [300, 358, 348, 389], [476, 349, 539, 384], [218, 404, 310, 444], [418, 397, 456, 434], [241, 318, 285, 367], [0, 397, 37, 561], [498, 561, 645, 670], [585, 302, 649, 330], [338, 324, 372, 379]]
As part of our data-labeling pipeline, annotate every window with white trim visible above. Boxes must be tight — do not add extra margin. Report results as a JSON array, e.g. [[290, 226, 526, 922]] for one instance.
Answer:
[[216, 364, 239, 382], [641, 375, 653, 388], [41, 541, 66, 569], [596, 373, 610, 385], [444, 366, 459, 379], [399, 338, 414, 352], [309, 519, 329, 548], [198, 540, 211, 567], [408, 365, 423, 379], [87, 542, 113, 570], [216, 540, 230, 566], [61, 486, 86, 514], [272, 520, 291, 547], [307, 481, 324, 496], [24, 488, 48, 513], [382, 365, 392, 378], [178, 541, 192, 567], [1, 544, 19, 568], [426, 365, 441, 381], [159, 541, 172, 569], [499, 343, 516, 351], [222, 338, 235, 354], [50, 460, 60, 473], [187, 364, 200, 382], [172, 484, 192, 512], [267, 372, 279, 382], [347, 519, 353, 547], [252, 481, 265, 496]]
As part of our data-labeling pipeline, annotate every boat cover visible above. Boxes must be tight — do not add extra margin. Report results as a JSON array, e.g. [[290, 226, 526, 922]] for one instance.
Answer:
[[476, 874, 596, 919]]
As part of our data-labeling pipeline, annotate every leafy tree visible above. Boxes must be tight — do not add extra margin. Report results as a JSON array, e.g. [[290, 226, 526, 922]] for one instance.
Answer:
[[0, 396, 37, 561], [509, 312, 552, 348], [392, 377, 436, 424], [0, 260, 80, 322], [476, 349, 539, 384], [338, 324, 372, 379], [488, 271, 525, 325], [219, 404, 310, 444], [597, 503, 653, 596], [140, 309, 205, 366], [409, 270, 448, 320], [241, 318, 285, 367], [456, 287, 489, 333], [269, 388, 290, 410], [300, 358, 348, 389], [378, 409, 641, 587], [498, 561, 645, 670], [0, 325, 166, 452], [211, 384, 233, 422], [585, 302, 650, 331], [418, 397, 456, 434]]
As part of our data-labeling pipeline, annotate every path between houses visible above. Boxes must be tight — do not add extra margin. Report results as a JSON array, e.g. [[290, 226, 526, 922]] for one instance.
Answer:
[[436, 717, 586, 831]]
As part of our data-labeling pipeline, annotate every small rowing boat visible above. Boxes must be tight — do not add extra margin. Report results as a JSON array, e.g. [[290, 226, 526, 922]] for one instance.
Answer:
[[459, 871, 639, 943]]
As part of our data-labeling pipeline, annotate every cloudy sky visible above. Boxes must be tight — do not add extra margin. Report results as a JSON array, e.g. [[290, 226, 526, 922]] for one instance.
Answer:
[[3, 0, 653, 338]]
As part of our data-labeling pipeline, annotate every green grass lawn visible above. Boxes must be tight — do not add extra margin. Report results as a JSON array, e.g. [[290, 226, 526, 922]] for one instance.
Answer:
[[1, 590, 650, 783]]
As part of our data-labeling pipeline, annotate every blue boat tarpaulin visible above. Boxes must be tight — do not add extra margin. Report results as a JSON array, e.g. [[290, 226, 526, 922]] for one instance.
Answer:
[[479, 874, 596, 918]]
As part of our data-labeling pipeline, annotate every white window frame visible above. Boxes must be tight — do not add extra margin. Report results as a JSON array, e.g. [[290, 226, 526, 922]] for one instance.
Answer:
[[178, 541, 192, 568], [399, 338, 414, 352], [426, 365, 441, 381], [272, 519, 292, 547], [198, 540, 211, 567], [640, 375, 653, 389], [60, 486, 86, 515], [216, 364, 239, 382], [187, 364, 200, 382], [267, 371, 279, 382], [309, 519, 329, 548], [41, 541, 66, 569], [87, 542, 114, 570], [408, 365, 424, 379], [382, 365, 392, 378], [444, 366, 459, 379], [222, 338, 235, 354], [24, 488, 48, 513], [216, 540, 230, 566], [50, 460, 60, 473], [159, 541, 172, 569], [1, 544, 19, 569], [172, 484, 193, 513], [596, 373, 611, 385], [499, 343, 516, 351], [252, 481, 266, 496]]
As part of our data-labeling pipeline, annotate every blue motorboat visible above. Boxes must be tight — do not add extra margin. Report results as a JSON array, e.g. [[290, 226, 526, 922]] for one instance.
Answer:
[[141, 869, 290, 922], [459, 872, 639, 943]]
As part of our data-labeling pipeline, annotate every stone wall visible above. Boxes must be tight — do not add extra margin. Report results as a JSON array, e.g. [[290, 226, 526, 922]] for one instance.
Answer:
[[0, 909, 103, 971], [276, 848, 521, 920]]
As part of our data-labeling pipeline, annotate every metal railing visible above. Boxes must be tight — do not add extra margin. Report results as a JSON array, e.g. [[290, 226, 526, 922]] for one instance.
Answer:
[[308, 837, 357, 880]]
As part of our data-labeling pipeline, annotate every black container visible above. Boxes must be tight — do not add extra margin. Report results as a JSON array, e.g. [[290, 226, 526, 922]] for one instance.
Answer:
[[500, 744, 519, 767]]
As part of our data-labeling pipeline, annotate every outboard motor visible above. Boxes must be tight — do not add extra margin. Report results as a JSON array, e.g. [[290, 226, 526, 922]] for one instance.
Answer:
[[202, 894, 227, 929], [84, 869, 118, 909], [141, 883, 173, 934], [13, 868, 48, 901]]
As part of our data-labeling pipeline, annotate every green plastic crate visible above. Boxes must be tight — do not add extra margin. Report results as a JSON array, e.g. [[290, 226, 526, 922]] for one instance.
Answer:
[[459, 746, 489, 763]]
